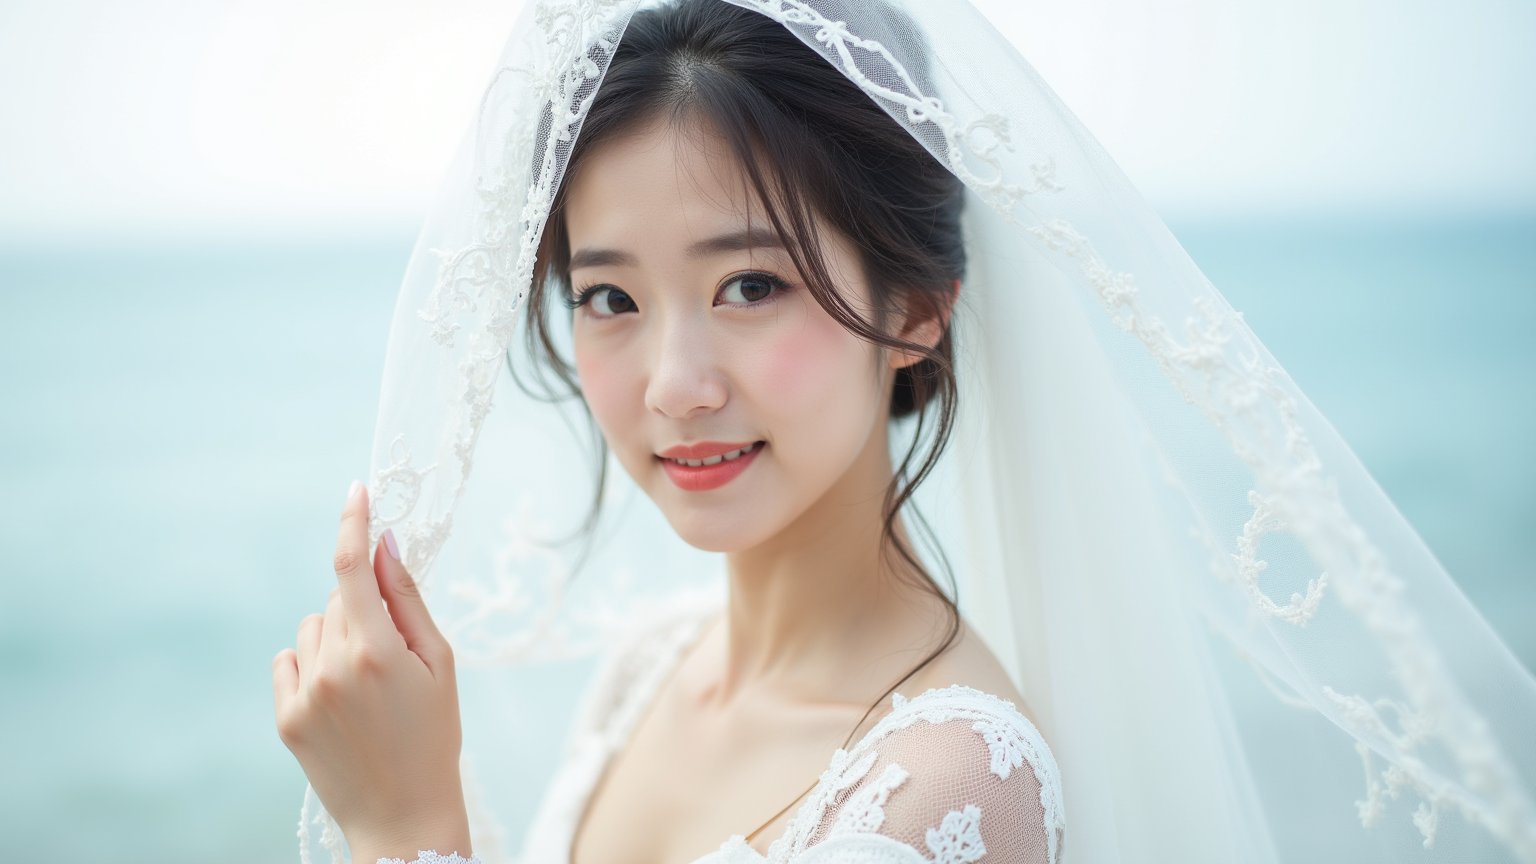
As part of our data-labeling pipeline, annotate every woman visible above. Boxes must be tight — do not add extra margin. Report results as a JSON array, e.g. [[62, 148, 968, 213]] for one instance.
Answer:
[[273, 1, 1536, 862]]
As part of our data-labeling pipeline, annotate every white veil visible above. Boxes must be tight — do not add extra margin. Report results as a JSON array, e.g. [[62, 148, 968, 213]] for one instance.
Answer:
[[295, 1, 1536, 861]]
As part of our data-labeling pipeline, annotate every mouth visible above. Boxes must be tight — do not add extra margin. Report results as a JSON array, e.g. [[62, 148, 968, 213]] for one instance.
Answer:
[[656, 440, 765, 491]]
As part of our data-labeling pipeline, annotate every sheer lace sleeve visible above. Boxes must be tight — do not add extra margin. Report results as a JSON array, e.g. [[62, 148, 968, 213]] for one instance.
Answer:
[[762, 687, 1065, 864]]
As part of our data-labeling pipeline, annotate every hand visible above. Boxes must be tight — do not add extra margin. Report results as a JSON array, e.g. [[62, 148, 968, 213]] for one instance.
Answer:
[[273, 481, 471, 860]]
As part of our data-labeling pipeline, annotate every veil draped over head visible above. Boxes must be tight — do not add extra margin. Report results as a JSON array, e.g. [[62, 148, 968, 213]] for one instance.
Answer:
[[297, 1, 1536, 861]]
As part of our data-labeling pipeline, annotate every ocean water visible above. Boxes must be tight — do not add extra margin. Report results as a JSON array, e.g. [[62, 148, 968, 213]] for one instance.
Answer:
[[1, 213, 1532, 861]]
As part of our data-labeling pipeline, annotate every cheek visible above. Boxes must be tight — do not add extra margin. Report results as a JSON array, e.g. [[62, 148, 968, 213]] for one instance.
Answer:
[[745, 303, 880, 423], [574, 335, 638, 440]]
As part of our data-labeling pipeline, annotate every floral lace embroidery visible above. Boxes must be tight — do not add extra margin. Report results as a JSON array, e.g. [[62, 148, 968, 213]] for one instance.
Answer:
[[969, 714, 1028, 781], [725, 0, 1061, 215], [364, 0, 634, 587], [771, 686, 1065, 864], [828, 762, 911, 837], [924, 805, 986, 864], [375, 852, 477, 864], [1023, 218, 1531, 851], [1230, 489, 1329, 625]]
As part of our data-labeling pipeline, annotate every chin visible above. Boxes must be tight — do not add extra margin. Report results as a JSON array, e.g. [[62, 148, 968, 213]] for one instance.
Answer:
[[654, 499, 782, 553]]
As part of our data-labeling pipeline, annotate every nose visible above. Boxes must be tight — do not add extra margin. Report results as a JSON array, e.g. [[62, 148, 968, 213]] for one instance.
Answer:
[[643, 316, 728, 420]]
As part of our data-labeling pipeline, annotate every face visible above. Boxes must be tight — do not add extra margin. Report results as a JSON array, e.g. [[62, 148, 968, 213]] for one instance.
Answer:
[[562, 118, 899, 552]]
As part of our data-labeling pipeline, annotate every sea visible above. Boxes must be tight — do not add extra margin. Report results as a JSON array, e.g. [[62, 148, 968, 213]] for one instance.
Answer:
[[2, 212, 1532, 861]]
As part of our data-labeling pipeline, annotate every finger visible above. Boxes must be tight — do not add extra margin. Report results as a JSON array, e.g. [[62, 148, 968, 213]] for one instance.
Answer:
[[334, 480, 389, 640], [272, 648, 298, 713], [374, 529, 452, 675], [320, 586, 347, 662], [296, 613, 323, 687]]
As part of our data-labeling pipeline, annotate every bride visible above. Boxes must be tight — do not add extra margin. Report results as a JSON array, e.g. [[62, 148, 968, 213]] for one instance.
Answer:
[[273, 1, 1536, 863]]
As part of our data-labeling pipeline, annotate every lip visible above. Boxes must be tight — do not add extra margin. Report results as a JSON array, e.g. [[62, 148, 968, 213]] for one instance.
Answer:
[[656, 440, 764, 492], [657, 441, 759, 460]]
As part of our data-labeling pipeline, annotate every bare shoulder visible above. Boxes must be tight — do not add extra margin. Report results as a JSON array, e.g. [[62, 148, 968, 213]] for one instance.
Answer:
[[902, 615, 1037, 725]]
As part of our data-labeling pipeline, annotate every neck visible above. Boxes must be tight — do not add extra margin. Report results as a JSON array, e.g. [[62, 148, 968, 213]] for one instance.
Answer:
[[706, 424, 947, 709]]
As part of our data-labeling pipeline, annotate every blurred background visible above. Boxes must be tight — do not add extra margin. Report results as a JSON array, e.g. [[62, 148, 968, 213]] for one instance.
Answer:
[[1, 0, 1531, 861]]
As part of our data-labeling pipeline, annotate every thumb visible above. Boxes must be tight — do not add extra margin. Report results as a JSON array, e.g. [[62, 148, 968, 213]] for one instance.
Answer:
[[374, 528, 451, 673]]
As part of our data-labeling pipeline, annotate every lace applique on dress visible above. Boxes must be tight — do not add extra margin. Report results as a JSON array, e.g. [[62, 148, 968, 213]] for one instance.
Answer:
[[374, 852, 477, 864], [760, 685, 1065, 864]]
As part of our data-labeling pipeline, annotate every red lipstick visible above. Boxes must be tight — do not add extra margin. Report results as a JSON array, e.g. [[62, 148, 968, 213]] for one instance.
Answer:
[[656, 440, 764, 492]]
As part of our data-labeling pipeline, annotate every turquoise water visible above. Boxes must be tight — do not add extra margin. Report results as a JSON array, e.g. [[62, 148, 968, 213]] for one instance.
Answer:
[[1, 214, 1532, 861]]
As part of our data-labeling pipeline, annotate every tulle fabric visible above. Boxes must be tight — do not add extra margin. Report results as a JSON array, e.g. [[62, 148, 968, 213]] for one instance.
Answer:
[[293, 1, 1536, 862]]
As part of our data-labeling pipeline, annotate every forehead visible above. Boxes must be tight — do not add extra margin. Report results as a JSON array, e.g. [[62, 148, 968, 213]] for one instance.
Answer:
[[562, 116, 772, 248]]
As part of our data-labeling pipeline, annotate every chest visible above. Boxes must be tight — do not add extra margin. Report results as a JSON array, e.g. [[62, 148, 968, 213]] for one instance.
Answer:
[[570, 689, 866, 864]]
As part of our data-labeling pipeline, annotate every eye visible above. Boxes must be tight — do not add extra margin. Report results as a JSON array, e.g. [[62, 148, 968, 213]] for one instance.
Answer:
[[567, 284, 637, 317], [717, 272, 787, 307]]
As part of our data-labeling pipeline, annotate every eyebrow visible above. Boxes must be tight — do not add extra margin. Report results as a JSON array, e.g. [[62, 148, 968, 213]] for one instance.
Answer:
[[568, 227, 786, 271]]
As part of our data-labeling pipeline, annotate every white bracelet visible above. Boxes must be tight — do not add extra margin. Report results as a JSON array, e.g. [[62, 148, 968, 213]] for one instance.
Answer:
[[375, 851, 478, 864]]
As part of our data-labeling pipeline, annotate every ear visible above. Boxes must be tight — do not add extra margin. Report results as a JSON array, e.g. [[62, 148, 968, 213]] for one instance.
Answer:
[[887, 279, 961, 371]]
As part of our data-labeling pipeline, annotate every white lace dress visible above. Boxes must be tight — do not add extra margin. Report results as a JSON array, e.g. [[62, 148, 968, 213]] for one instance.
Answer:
[[390, 595, 1066, 864]]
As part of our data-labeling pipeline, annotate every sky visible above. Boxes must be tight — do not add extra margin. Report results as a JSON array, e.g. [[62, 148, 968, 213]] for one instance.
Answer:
[[0, 0, 1532, 241]]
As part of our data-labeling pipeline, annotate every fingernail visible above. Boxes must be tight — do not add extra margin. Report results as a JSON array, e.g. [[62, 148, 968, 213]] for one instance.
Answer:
[[382, 528, 401, 562], [346, 479, 362, 503]]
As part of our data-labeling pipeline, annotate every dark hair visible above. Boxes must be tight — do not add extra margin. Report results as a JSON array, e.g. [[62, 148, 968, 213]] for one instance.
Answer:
[[513, 0, 967, 824]]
